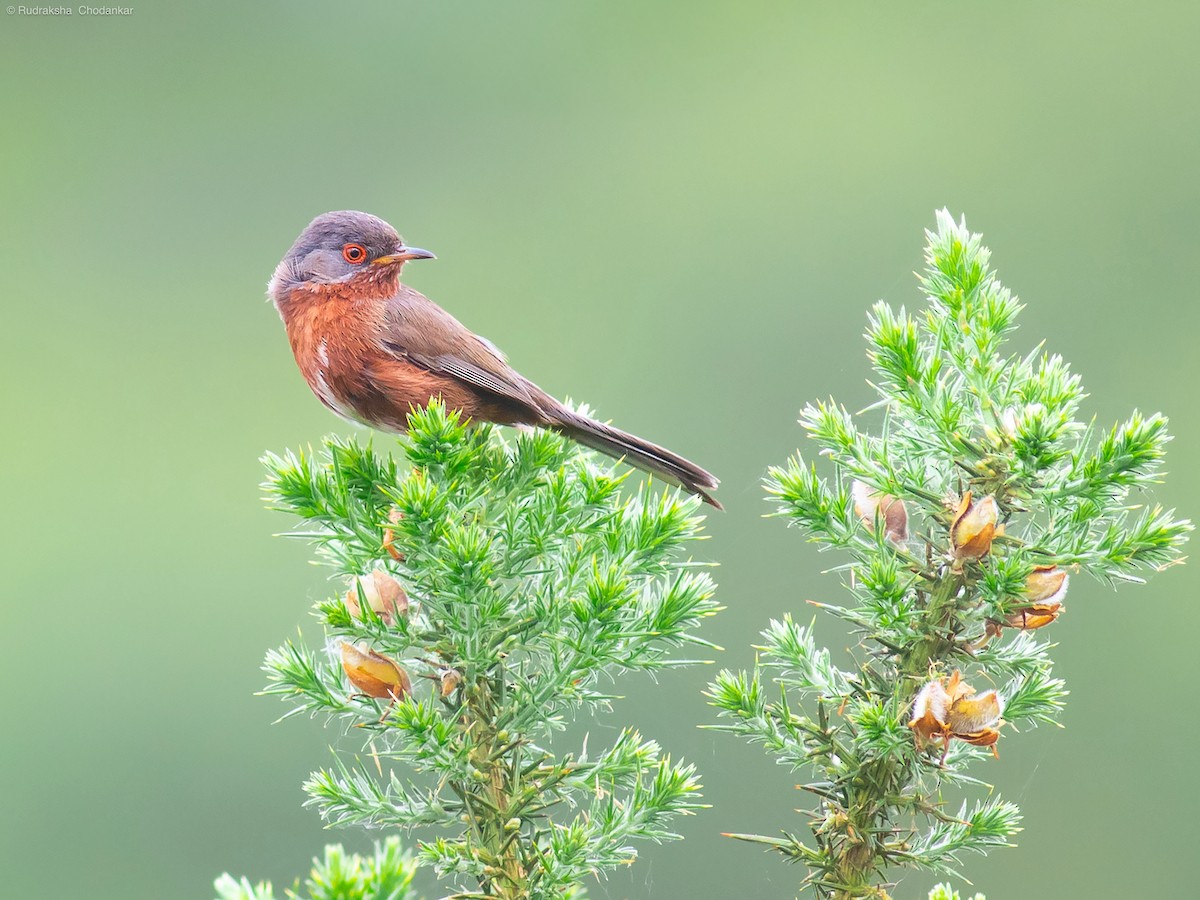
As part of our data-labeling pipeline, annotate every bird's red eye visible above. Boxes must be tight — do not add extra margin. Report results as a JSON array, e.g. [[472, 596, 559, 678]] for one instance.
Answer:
[[342, 243, 367, 264]]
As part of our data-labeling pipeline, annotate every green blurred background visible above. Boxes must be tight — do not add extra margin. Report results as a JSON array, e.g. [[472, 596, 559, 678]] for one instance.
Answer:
[[2, 2, 1197, 898]]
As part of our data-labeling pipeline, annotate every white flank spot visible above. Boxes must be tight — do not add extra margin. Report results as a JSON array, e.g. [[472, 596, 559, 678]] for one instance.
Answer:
[[314, 369, 358, 422]]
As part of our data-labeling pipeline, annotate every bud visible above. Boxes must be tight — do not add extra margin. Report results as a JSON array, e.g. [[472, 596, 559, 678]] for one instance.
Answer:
[[909, 670, 1004, 759], [340, 642, 411, 702], [345, 569, 408, 624], [439, 668, 463, 697], [851, 480, 909, 544], [950, 492, 999, 560]]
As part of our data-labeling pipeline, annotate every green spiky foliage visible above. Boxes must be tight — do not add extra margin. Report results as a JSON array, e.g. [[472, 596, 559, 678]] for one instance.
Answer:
[[927, 883, 984, 900], [707, 211, 1190, 898], [214, 838, 419, 900], [255, 402, 718, 900]]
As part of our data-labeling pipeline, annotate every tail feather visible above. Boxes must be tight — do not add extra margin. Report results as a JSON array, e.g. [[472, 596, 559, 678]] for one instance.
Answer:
[[550, 409, 722, 509]]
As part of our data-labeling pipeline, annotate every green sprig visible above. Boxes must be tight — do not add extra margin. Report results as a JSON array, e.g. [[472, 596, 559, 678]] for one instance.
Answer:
[[214, 837, 420, 900]]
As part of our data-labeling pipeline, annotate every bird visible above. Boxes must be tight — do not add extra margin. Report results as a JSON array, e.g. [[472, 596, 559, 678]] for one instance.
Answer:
[[268, 210, 721, 508]]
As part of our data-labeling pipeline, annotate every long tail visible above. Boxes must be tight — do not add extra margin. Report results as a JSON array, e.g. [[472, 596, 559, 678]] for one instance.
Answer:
[[549, 407, 722, 509]]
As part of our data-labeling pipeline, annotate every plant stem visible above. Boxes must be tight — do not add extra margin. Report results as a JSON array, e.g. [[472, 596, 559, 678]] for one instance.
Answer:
[[902, 570, 966, 678], [464, 668, 530, 899]]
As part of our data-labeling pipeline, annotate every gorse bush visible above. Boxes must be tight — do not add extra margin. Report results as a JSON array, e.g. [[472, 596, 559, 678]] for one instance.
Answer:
[[228, 404, 718, 900], [707, 210, 1190, 898], [219, 212, 1188, 900]]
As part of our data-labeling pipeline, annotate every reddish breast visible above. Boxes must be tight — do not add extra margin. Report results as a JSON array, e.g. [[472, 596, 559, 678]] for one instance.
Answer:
[[276, 281, 518, 432], [277, 282, 401, 428]]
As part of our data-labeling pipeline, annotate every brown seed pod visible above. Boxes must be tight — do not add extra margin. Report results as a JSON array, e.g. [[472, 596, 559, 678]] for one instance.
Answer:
[[340, 642, 411, 702], [909, 670, 1004, 760], [908, 678, 952, 745], [345, 569, 409, 624], [989, 565, 1068, 634], [382, 508, 405, 562], [950, 492, 999, 560], [851, 480, 909, 544], [1010, 564, 1068, 629]]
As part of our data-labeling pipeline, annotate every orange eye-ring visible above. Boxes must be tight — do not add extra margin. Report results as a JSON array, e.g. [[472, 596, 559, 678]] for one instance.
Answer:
[[342, 243, 367, 264]]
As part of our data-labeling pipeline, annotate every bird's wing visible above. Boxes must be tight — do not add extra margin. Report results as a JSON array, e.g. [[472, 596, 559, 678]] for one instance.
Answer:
[[378, 286, 544, 411]]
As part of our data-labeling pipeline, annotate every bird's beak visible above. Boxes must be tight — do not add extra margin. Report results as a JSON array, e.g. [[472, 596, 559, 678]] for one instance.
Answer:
[[373, 246, 436, 265]]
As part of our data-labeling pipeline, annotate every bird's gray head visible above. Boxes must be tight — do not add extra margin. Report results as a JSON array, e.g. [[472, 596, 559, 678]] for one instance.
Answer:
[[268, 210, 435, 301]]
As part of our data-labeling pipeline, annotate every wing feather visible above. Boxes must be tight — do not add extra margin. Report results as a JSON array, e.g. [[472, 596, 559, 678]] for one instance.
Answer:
[[378, 286, 545, 413]]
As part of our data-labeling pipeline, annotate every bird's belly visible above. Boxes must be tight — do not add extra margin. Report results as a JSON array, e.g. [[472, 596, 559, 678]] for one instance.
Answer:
[[309, 366, 388, 430], [365, 357, 527, 428]]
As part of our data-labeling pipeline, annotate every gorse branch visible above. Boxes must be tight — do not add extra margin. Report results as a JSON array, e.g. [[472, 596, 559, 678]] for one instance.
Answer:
[[709, 210, 1190, 898], [256, 403, 718, 899]]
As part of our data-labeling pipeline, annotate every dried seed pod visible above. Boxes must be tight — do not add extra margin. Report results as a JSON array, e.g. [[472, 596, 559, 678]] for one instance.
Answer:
[[990, 565, 1068, 633], [950, 492, 999, 560], [945, 687, 1003, 735], [341, 642, 411, 702], [1009, 565, 1067, 629], [909, 670, 1004, 759], [908, 677, 952, 744], [955, 728, 1001, 750], [851, 480, 909, 544], [382, 508, 405, 562], [345, 569, 409, 624], [1025, 565, 1068, 604], [1005, 606, 1062, 631]]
